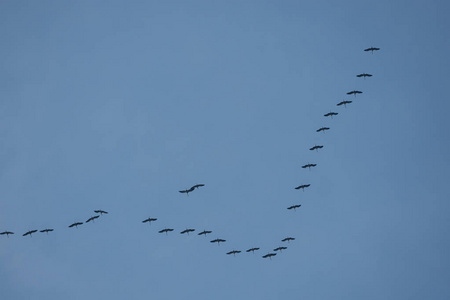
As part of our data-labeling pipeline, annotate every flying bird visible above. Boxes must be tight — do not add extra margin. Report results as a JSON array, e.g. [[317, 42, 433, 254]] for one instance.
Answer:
[[282, 237, 295, 243], [274, 246, 287, 252], [68, 222, 83, 228], [357, 73, 372, 79], [180, 228, 195, 235], [191, 184, 205, 190], [179, 187, 195, 195], [246, 247, 260, 253], [295, 184, 310, 191], [94, 210, 108, 215], [287, 204, 301, 211], [210, 238, 226, 245], [347, 90, 363, 96], [337, 100, 352, 107], [262, 253, 277, 260], [309, 145, 323, 151], [23, 230, 38, 237], [324, 112, 338, 118], [86, 215, 100, 223], [0, 231, 14, 237], [40, 229, 54, 234], [316, 127, 330, 133], [142, 217, 157, 224], [301, 163, 317, 170], [158, 228, 174, 235], [364, 47, 380, 53], [198, 230, 212, 236], [226, 250, 241, 256]]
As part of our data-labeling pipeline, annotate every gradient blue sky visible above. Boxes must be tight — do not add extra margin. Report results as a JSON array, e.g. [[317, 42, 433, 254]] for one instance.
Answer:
[[1, 1, 450, 299]]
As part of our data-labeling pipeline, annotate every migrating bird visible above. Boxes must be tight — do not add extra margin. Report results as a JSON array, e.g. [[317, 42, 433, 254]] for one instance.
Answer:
[[226, 250, 241, 256], [246, 247, 260, 254], [274, 246, 287, 253], [23, 230, 38, 237], [86, 216, 100, 223], [210, 238, 226, 245], [68, 222, 83, 228], [179, 184, 205, 196], [262, 253, 277, 260], [40, 229, 54, 234], [94, 210, 108, 215], [198, 230, 212, 236], [316, 127, 330, 133], [158, 228, 174, 235], [337, 100, 352, 107], [309, 145, 323, 151], [347, 90, 363, 96], [287, 204, 301, 211], [357, 73, 372, 79], [295, 184, 310, 191], [180, 228, 195, 235], [301, 163, 317, 170], [364, 47, 380, 53], [282, 237, 295, 243], [0, 231, 14, 237], [324, 112, 338, 118], [142, 217, 157, 225]]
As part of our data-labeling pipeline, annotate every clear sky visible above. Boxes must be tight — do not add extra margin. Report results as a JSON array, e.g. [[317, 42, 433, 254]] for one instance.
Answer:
[[1, 1, 450, 299]]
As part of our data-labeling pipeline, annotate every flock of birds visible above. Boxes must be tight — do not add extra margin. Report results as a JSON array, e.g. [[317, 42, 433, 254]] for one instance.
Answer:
[[1, 46, 380, 260]]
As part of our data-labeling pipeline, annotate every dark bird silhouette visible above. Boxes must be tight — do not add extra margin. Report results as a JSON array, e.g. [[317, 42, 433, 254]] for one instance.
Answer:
[[94, 210, 108, 215], [287, 204, 301, 211], [226, 250, 241, 256], [180, 228, 195, 235], [337, 100, 352, 107], [309, 145, 323, 151], [86, 215, 100, 223], [68, 222, 83, 228], [158, 228, 174, 235], [23, 230, 38, 237], [364, 47, 380, 53], [191, 184, 205, 190], [142, 217, 157, 225], [198, 230, 212, 236], [282, 237, 295, 243], [274, 246, 287, 252], [324, 112, 338, 118], [246, 247, 260, 253], [40, 229, 54, 234], [0, 231, 14, 237], [357, 73, 372, 79], [316, 127, 330, 133], [295, 184, 310, 191], [210, 238, 226, 245], [301, 163, 317, 170], [179, 187, 195, 195], [347, 90, 363, 96], [262, 253, 277, 260]]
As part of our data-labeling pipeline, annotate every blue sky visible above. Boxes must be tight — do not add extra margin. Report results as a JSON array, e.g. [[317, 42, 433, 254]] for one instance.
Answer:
[[1, 1, 450, 299]]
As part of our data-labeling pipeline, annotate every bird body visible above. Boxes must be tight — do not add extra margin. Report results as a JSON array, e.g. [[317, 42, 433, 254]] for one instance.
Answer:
[[210, 238, 226, 245], [262, 253, 277, 259], [301, 163, 317, 169], [364, 47, 380, 53], [68, 222, 83, 228], [337, 100, 352, 107], [142, 217, 157, 224], [23, 230, 38, 237], [357, 73, 372, 78], [198, 230, 212, 236], [316, 127, 330, 133], [94, 210, 108, 215], [295, 184, 310, 190], [347, 90, 363, 96], [309, 145, 323, 151], [226, 250, 241, 256], [282, 237, 295, 243], [179, 184, 205, 195], [86, 215, 100, 223], [180, 229, 195, 235], [158, 228, 174, 235], [0, 231, 14, 237], [287, 204, 301, 211], [246, 247, 260, 253], [274, 246, 287, 252], [324, 112, 338, 118], [40, 229, 54, 234]]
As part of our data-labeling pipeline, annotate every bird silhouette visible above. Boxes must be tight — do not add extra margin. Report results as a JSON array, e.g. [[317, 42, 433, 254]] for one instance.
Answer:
[[94, 210, 108, 215], [179, 187, 195, 195], [309, 145, 323, 151], [324, 112, 338, 118], [347, 90, 362, 96], [198, 230, 212, 236], [246, 247, 260, 254], [142, 217, 157, 225], [40, 229, 54, 234], [210, 238, 226, 245], [357, 73, 372, 79], [158, 228, 174, 235], [23, 230, 38, 237], [0, 231, 14, 237], [364, 47, 380, 53], [287, 204, 301, 211], [191, 184, 205, 190], [226, 250, 241, 256], [337, 100, 352, 107], [86, 216, 100, 223], [295, 184, 310, 191], [316, 127, 330, 133], [180, 228, 195, 235], [68, 222, 83, 228], [282, 237, 295, 243], [262, 253, 277, 260], [301, 163, 317, 170], [274, 246, 287, 252]]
